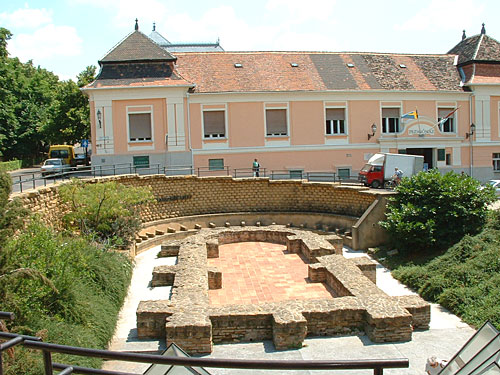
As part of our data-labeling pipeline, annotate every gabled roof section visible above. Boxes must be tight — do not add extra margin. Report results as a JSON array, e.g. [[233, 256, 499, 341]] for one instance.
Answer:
[[448, 34, 500, 65], [174, 52, 463, 93], [149, 30, 171, 46], [100, 30, 176, 63]]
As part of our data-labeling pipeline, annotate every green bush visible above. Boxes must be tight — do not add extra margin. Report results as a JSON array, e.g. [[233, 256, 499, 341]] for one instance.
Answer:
[[59, 179, 154, 247], [0, 160, 21, 172], [380, 170, 496, 253], [0, 219, 133, 375], [392, 223, 500, 330], [0, 170, 28, 243]]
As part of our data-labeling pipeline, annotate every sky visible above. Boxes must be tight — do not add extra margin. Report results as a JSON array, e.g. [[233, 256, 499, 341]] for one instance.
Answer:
[[1, 0, 500, 81]]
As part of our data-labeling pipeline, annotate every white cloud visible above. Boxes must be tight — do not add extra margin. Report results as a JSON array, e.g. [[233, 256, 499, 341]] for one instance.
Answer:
[[9, 24, 83, 62], [395, 0, 484, 31], [265, 0, 337, 24], [70, 0, 168, 30], [0, 6, 53, 29]]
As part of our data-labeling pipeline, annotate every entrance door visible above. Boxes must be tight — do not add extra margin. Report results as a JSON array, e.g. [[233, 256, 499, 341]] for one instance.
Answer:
[[405, 148, 433, 169]]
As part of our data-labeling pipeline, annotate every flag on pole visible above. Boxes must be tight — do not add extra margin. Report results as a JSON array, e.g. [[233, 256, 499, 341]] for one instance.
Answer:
[[401, 110, 419, 120], [437, 108, 458, 127]]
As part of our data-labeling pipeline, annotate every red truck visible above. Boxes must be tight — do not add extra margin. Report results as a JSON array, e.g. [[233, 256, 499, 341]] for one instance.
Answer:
[[358, 153, 424, 188]]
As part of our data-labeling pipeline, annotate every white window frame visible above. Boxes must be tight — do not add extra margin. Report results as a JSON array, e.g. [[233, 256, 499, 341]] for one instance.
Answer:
[[438, 107, 457, 133], [127, 105, 154, 143], [202, 105, 227, 139], [381, 107, 401, 134], [265, 104, 289, 137], [493, 153, 500, 172], [325, 106, 347, 135]]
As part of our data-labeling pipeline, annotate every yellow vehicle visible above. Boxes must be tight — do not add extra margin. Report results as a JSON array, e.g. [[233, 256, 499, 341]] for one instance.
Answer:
[[48, 145, 76, 167]]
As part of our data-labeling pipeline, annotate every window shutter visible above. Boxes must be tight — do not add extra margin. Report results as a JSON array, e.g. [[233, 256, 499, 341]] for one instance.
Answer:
[[326, 108, 345, 121], [438, 108, 454, 119], [266, 109, 287, 135], [129, 113, 152, 140], [382, 108, 400, 118], [203, 111, 225, 135]]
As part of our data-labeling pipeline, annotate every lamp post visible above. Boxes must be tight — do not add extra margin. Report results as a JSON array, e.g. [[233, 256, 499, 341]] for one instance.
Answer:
[[96, 109, 102, 129], [367, 123, 377, 140], [466, 123, 476, 177]]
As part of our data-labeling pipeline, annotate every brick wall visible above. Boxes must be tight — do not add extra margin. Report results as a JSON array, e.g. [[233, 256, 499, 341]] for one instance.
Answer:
[[15, 175, 377, 228]]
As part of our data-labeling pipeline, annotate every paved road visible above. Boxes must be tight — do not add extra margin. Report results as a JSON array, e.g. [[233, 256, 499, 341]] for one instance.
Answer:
[[9, 167, 93, 194]]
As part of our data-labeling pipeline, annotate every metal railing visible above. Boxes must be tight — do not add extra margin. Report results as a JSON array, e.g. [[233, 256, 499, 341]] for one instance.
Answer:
[[0, 312, 408, 375], [11, 164, 362, 193]]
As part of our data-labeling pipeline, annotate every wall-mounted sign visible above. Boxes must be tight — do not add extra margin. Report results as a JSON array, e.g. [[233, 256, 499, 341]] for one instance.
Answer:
[[408, 124, 435, 136]]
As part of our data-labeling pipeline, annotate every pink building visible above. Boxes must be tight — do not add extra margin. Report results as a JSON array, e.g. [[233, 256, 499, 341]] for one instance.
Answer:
[[83, 22, 500, 181]]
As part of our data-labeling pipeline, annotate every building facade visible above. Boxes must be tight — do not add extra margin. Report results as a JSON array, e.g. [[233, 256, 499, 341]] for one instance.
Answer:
[[83, 22, 500, 182]]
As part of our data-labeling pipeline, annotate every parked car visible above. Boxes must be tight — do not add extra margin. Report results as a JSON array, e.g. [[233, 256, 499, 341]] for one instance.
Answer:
[[485, 180, 500, 197], [40, 158, 71, 177]]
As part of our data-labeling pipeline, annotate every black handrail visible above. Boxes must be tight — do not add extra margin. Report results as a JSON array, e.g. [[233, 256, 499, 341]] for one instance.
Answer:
[[0, 333, 409, 374], [10, 164, 363, 193]]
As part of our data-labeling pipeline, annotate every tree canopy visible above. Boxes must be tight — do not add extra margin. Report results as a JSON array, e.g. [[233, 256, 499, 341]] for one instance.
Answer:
[[0, 27, 96, 162]]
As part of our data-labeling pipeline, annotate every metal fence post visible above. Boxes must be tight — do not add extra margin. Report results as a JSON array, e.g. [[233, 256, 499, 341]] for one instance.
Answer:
[[43, 350, 54, 375]]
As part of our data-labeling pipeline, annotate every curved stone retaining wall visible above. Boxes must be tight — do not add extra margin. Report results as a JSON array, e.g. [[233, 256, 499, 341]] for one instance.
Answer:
[[16, 175, 377, 228]]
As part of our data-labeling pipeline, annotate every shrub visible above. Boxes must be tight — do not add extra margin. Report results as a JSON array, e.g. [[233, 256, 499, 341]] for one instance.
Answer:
[[58, 179, 154, 247], [392, 225, 500, 330], [0, 170, 28, 243], [380, 169, 496, 253], [0, 220, 133, 375], [0, 160, 21, 172]]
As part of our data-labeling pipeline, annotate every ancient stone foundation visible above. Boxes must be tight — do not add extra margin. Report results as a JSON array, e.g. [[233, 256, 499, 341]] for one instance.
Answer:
[[136, 226, 430, 354]]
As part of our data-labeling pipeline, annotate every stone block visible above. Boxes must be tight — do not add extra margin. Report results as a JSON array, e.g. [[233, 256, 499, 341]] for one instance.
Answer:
[[167, 227, 176, 233], [155, 229, 165, 235], [272, 311, 307, 350], [207, 267, 222, 289], [206, 239, 219, 258], [179, 225, 188, 231], [209, 222, 216, 228], [152, 265, 176, 287], [308, 263, 326, 282], [350, 257, 377, 284], [194, 224, 202, 230], [159, 242, 180, 257]]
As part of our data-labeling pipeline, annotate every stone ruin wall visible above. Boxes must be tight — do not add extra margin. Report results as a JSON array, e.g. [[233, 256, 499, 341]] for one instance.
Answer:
[[137, 227, 430, 354], [15, 174, 377, 228]]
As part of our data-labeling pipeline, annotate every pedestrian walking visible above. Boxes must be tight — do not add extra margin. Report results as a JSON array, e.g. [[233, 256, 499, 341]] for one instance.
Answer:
[[252, 159, 260, 177]]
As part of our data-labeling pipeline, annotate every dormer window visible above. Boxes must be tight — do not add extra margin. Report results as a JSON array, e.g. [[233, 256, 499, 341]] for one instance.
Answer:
[[234, 63, 242, 68], [290, 63, 299, 67]]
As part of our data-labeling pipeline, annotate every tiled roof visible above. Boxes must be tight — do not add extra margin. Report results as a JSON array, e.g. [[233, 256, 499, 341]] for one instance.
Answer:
[[448, 34, 500, 65], [87, 77, 193, 89], [100, 31, 176, 63], [173, 52, 462, 93]]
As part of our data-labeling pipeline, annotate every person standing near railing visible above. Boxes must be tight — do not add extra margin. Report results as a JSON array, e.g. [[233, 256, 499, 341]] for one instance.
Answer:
[[252, 159, 260, 177]]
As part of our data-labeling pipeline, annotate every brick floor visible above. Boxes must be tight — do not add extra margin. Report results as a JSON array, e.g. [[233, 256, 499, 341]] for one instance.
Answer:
[[208, 242, 335, 305]]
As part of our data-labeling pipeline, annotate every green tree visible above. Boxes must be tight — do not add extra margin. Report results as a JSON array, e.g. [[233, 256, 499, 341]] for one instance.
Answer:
[[59, 179, 154, 246], [380, 170, 496, 253], [41, 66, 96, 145], [0, 29, 59, 161]]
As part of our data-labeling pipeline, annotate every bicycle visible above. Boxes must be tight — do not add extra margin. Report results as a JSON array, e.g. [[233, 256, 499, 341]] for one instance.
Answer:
[[384, 178, 398, 190]]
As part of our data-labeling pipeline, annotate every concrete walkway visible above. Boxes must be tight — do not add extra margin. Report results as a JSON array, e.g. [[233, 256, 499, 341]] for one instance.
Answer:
[[103, 243, 474, 375]]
